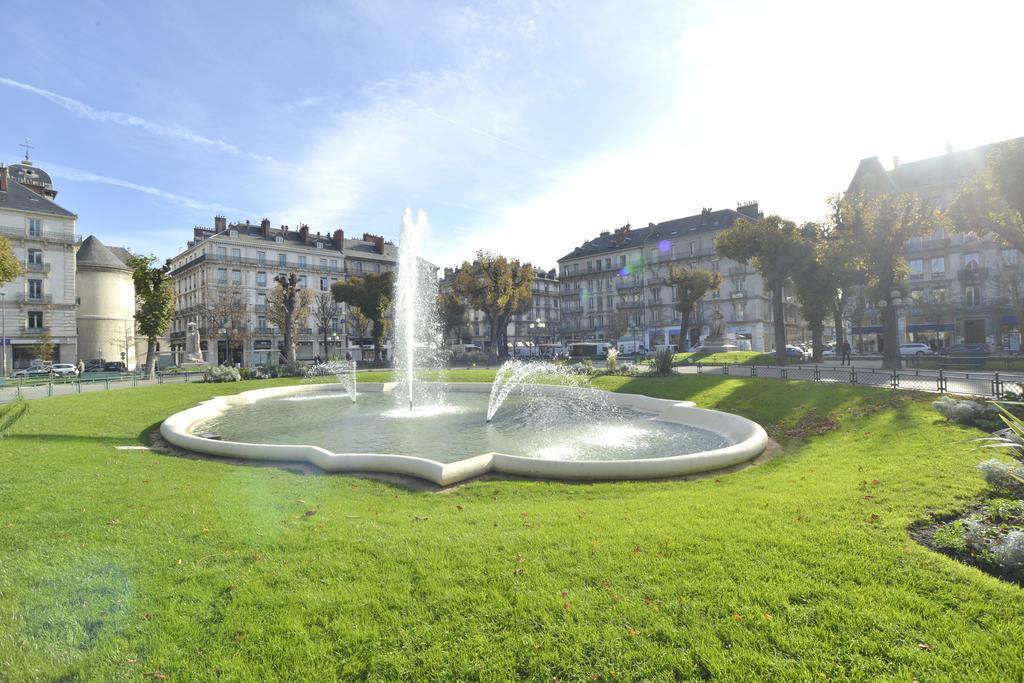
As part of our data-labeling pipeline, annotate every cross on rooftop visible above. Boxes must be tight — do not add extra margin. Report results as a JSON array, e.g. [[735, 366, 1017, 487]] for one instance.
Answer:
[[19, 138, 34, 162]]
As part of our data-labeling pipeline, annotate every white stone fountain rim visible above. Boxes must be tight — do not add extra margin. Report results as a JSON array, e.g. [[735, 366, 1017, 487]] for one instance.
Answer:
[[160, 382, 769, 486]]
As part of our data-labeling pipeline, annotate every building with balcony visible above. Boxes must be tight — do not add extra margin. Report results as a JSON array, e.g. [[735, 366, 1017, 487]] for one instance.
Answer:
[[556, 203, 804, 353], [0, 154, 79, 369], [439, 266, 560, 354], [167, 217, 402, 365], [846, 137, 1024, 352]]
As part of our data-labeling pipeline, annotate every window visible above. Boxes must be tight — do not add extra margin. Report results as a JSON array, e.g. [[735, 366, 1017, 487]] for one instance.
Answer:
[[217, 246, 227, 258], [689, 241, 695, 256], [319, 258, 327, 270], [28, 219, 40, 236], [964, 285, 980, 306], [930, 256, 945, 275], [1003, 249, 1019, 266], [278, 254, 287, 267], [257, 316, 268, 331], [27, 311, 42, 329], [330, 259, 339, 272], [256, 271, 267, 287], [231, 269, 242, 284], [28, 279, 42, 299], [355, 261, 363, 274], [27, 249, 42, 265], [298, 255, 307, 268], [230, 248, 241, 262], [256, 293, 266, 308], [733, 302, 745, 320], [216, 268, 227, 283], [963, 252, 981, 268], [298, 275, 307, 288], [320, 277, 329, 291], [909, 259, 924, 277], [257, 251, 266, 265], [373, 262, 380, 273]]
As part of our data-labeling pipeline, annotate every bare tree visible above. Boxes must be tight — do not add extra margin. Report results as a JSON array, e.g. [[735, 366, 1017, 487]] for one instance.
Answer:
[[269, 274, 312, 363], [312, 292, 340, 359], [201, 282, 253, 366]]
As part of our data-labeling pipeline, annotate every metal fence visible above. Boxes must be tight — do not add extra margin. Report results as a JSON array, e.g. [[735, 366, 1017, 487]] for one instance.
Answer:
[[690, 362, 1024, 399], [0, 370, 209, 404]]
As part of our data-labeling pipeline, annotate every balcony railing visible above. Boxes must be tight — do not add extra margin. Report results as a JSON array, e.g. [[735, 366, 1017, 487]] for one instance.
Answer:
[[24, 261, 50, 273], [957, 266, 989, 282], [14, 293, 52, 304], [0, 225, 80, 244], [19, 325, 50, 334]]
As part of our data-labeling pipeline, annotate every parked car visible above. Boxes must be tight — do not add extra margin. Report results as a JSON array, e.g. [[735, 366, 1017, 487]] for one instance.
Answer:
[[50, 363, 79, 377], [102, 361, 129, 373], [785, 345, 806, 361], [11, 367, 52, 379], [899, 343, 936, 357], [944, 343, 989, 356], [822, 347, 836, 358], [84, 359, 105, 372]]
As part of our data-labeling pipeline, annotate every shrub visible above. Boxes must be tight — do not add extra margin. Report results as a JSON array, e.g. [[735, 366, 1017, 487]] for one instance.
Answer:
[[206, 365, 241, 383], [931, 520, 967, 553], [976, 459, 1024, 496], [606, 348, 620, 374], [933, 395, 1001, 429], [653, 347, 675, 376], [993, 531, 1024, 571]]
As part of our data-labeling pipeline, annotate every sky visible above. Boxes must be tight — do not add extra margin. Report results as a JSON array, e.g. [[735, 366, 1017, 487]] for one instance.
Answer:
[[1, 0, 1022, 269]]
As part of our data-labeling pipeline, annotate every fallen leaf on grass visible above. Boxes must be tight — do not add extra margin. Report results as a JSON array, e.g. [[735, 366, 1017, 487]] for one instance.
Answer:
[[917, 642, 931, 651], [413, 516, 429, 522], [304, 510, 317, 517], [143, 673, 167, 680], [455, 504, 464, 512]]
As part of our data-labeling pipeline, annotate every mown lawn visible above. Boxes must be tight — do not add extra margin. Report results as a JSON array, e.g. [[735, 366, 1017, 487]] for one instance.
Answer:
[[0, 372, 1022, 681], [669, 351, 777, 366]]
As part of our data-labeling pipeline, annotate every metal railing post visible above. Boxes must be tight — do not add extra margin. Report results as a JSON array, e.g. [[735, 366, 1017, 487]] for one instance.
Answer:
[[994, 371, 1002, 399], [891, 367, 898, 390], [851, 366, 857, 385], [937, 368, 946, 393], [813, 365, 821, 382], [47, 378, 52, 397]]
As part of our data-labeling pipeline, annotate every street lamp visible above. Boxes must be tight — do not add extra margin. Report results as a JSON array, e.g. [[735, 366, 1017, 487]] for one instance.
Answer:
[[218, 325, 228, 366], [529, 318, 546, 358], [877, 289, 905, 368], [1, 291, 6, 377], [329, 332, 340, 359]]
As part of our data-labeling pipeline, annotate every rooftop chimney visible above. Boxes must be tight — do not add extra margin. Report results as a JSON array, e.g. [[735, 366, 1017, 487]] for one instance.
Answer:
[[736, 201, 760, 219], [298, 224, 310, 242], [214, 215, 227, 233], [0, 164, 7, 193], [332, 228, 345, 251], [260, 218, 271, 238]]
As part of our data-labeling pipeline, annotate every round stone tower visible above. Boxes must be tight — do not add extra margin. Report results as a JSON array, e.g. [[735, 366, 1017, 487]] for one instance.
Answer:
[[76, 236, 136, 367]]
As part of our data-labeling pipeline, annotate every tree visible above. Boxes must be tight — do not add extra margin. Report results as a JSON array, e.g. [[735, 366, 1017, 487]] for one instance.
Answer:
[[819, 201, 865, 350], [790, 224, 834, 362], [950, 139, 1024, 251], [268, 274, 312, 363], [202, 282, 253, 366], [667, 267, 723, 352], [127, 254, 175, 379], [716, 215, 805, 364], [450, 253, 535, 358], [346, 306, 372, 347], [437, 292, 466, 345], [32, 330, 54, 364], [332, 271, 394, 362], [604, 310, 630, 346], [839, 191, 940, 368], [951, 140, 1024, 340], [0, 236, 22, 285], [311, 292, 340, 360]]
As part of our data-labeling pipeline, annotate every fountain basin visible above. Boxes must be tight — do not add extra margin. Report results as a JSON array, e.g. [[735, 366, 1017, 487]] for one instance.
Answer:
[[160, 382, 769, 486]]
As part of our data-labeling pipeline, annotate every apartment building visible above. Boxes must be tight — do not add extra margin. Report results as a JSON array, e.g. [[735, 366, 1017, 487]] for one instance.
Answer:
[[167, 216, 399, 365], [0, 155, 80, 369], [846, 137, 1024, 352], [557, 203, 805, 353], [440, 266, 560, 354]]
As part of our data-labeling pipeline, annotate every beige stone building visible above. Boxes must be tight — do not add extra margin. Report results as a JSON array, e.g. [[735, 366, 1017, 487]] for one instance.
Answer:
[[0, 155, 79, 369], [76, 236, 138, 367], [167, 217, 399, 365]]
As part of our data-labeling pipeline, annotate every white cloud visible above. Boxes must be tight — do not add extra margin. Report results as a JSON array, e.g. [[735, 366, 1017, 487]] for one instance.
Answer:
[[0, 76, 276, 163], [44, 162, 244, 214]]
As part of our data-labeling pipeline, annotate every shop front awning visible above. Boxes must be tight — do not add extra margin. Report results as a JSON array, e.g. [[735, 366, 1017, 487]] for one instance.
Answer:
[[907, 323, 955, 333]]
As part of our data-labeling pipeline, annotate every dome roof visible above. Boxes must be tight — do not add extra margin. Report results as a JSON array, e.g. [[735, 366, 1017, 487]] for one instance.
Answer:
[[8, 162, 52, 188], [77, 235, 131, 272]]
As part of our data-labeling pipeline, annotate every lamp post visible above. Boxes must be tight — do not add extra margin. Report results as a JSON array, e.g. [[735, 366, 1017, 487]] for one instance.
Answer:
[[218, 325, 228, 366], [529, 318, 546, 358], [1, 292, 6, 377], [877, 288, 905, 369], [329, 332, 340, 360]]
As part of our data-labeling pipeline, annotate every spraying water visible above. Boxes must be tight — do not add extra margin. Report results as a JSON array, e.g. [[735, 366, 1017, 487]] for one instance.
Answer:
[[306, 360, 357, 402], [392, 209, 447, 413], [486, 359, 600, 422]]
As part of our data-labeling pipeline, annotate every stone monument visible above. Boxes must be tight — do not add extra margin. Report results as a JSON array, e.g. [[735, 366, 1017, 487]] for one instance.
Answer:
[[182, 322, 209, 367], [700, 307, 738, 353]]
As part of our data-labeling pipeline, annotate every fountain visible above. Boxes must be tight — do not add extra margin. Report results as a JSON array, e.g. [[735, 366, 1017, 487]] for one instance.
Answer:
[[307, 359, 357, 402], [160, 209, 770, 486]]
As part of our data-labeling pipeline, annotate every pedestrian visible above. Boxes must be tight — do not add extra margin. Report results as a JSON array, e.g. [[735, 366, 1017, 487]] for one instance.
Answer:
[[841, 340, 852, 365], [77, 359, 85, 375]]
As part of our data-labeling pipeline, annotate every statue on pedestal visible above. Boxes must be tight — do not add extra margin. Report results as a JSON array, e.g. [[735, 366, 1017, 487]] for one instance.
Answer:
[[701, 306, 738, 353], [183, 321, 206, 365]]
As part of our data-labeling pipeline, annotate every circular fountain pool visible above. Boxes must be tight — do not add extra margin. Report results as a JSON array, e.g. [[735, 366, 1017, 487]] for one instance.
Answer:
[[161, 382, 769, 486]]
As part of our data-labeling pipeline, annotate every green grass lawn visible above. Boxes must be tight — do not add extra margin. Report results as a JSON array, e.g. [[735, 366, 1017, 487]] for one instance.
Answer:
[[669, 350, 777, 365], [1, 372, 1022, 680]]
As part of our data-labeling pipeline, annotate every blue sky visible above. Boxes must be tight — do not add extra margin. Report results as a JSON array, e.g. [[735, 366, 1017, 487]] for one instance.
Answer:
[[2, 0, 1021, 268]]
